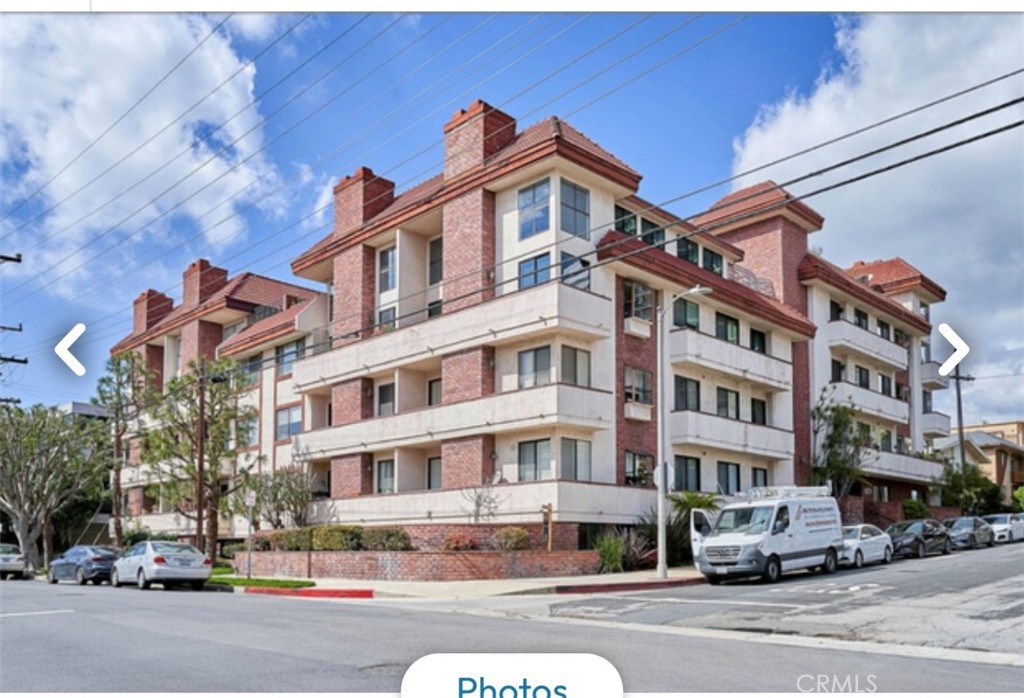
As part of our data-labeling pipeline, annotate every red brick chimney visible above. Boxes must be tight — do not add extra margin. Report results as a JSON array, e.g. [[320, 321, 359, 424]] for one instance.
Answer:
[[443, 100, 516, 180], [333, 167, 395, 238], [132, 289, 173, 333], [182, 259, 228, 307]]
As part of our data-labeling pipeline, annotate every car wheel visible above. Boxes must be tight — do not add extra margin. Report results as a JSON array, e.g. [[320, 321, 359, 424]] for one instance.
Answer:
[[968, 535, 977, 550], [762, 556, 782, 584], [987, 537, 995, 548], [75, 567, 87, 586], [111, 568, 122, 588], [915, 541, 926, 559], [137, 569, 150, 590], [1009, 532, 1015, 542], [822, 549, 838, 574], [883, 546, 893, 564], [190, 581, 205, 592], [854, 550, 864, 569], [47, 569, 58, 584], [942, 538, 952, 555], [0, 572, 7, 581]]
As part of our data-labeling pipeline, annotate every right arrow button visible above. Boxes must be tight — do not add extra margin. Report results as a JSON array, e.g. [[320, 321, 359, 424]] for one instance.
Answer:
[[937, 323, 970, 377]]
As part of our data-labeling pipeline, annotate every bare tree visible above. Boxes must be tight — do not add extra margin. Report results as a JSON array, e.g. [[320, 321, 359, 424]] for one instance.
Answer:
[[229, 467, 313, 530], [460, 484, 507, 524]]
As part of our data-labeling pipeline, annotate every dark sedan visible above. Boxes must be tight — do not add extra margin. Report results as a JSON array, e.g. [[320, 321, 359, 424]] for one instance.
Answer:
[[47, 545, 120, 585], [943, 517, 996, 550], [885, 519, 952, 558]]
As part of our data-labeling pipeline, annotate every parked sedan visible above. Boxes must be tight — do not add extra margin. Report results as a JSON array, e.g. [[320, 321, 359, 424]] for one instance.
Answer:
[[47, 545, 120, 585], [841, 524, 893, 568], [943, 517, 996, 550], [885, 519, 952, 558], [111, 541, 212, 591], [0, 544, 27, 580], [982, 513, 1024, 543]]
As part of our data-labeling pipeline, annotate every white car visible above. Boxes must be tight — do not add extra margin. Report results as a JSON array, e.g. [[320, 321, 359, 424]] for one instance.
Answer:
[[841, 524, 893, 568], [111, 540, 212, 591], [982, 513, 1024, 543], [0, 544, 27, 580]]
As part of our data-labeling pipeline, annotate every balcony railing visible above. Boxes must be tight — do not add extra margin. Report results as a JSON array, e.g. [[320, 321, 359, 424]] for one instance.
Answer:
[[864, 449, 945, 484], [829, 380, 909, 424], [669, 410, 793, 460], [920, 411, 951, 437], [669, 327, 792, 390], [920, 361, 950, 389], [826, 319, 909, 370]]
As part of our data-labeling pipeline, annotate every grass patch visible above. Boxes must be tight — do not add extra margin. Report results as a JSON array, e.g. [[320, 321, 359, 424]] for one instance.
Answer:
[[211, 565, 233, 576], [207, 576, 316, 589]]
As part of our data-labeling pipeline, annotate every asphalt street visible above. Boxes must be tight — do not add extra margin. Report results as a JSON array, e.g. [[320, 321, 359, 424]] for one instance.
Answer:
[[1, 543, 1021, 693]]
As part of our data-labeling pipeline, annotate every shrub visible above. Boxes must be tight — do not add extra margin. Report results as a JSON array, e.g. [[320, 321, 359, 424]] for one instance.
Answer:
[[251, 535, 271, 552], [312, 525, 364, 551], [266, 527, 313, 551], [594, 533, 626, 574], [363, 527, 413, 551], [222, 543, 245, 559], [492, 526, 530, 551], [441, 531, 477, 551], [902, 498, 930, 520]]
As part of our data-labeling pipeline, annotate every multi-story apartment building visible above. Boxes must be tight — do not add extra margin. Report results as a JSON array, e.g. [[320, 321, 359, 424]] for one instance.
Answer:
[[111, 260, 327, 538]]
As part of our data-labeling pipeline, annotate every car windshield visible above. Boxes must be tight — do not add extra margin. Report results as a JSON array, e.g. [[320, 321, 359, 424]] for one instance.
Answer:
[[949, 519, 973, 530], [151, 542, 201, 555], [842, 527, 860, 540], [89, 546, 120, 556], [983, 515, 1007, 524], [888, 521, 923, 535], [713, 506, 774, 534], [0, 544, 20, 554]]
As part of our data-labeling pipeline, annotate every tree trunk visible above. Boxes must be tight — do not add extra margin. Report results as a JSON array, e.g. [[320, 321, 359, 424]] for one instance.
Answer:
[[42, 515, 53, 568], [112, 433, 124, 548], [205, 489, 219, 560], [14, 518, 38, 572]]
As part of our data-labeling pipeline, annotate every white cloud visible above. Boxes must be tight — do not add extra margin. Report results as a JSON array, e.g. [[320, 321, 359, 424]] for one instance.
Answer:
[[731, 14, 1024, 423], [227, 14, 287, 42], [304, 174, 336, 231]]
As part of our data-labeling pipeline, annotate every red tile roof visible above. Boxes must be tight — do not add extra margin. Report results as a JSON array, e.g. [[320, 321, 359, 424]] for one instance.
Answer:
[[488, 116, 640, 178], [693, 180, 824, 231], [218, 297, 316, 357], [621, 194, 745, 260], [845, 258, 947, 301]]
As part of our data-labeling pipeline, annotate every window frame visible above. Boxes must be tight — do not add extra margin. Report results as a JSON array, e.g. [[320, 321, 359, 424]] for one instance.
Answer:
[[702, 248, 724, 276], [715, 312, 740, 345], [752, 467, 768, 489], [561, 345, 591, 388], [750, 328, 767, 354], [673, 298, 699, 330], [560, 179, 590, 239], [518, 438, 552, 481], [674, 455, 701, 491], [560, 252, 591, 290], [376, 460, 395, 494], [427, 378, 442, 407], [675, 375, 700, 412], [640, 218, 665, 246], [716, 387, 740, 420], [427, 237, 443, 286], [854, 308, 869, 330], [378, 306, 396, 331], [518, 178, 551, 239], [518, 345, 552, 389], [624, 366, 653, 405], [427, 457, 442, 490], [624, 280, 653, 322], [677, 237, 699, 265], [377, 382, 396, 417], [378, 246, 396, 293], [751, 397, 767, 425], [614, 204, 637, 236], [275, 339, 304, 375], [561, 437, 592, 481], [274, 405, 302, 441], [518, 253, 551, 290], [717, 461, 741, 495], [625, 451, 653, 486], [855, 365, 870, 389]]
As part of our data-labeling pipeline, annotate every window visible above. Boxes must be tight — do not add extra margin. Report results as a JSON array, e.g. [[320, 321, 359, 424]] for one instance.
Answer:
[[275, 406, 301, 441], [518, 179, 550, 239], [376, 460, 395, 494], [427, 300, 443, 318], [560, 252, 590, 290], [673, 298, 699, 329], [855, 365, 870, 389], [427, 457, 442, 490], [876, 484, 891, 503], [378, 306, 396, 331], [923, 389, 933, 413], [623, 280, 652, 321], [625, 451, 652, 486], [560, 180, 590, 238], [377, 383, 395, 417], [880, 374, 893, 397], [830, 300, 844, 322], [750, 328, 767, 354], [428, 237, 443, 286], [702, 248, 724, 276], [717, 461, 740, 495], [854, 308, 869, 330], [518, 253, 551, 289], [919, 302, 930, 321], [625, 366, 652, 405], [275, 339, 304, 375], [237, 417, 258, 448], [640, 218, 664, 246], [751, 398, 767, 425], [877, 320, 891, 340], [561, 346, 591, 388], [675, 456, 701, 491], [518, 439, 551, 481], [427, 378, 442, 407], [677, 237, 699, 265], [894, 328, 909, 347], [880, 430, 893, 452], [752, 467, 768, 488], [675, 376, 700, 411], [715, 312, 739, 344], [921, 342, 932, 363], [378, 246, 396, 292], [241, 354, 261, 386], [561, 438, 592, 481], [518, 346, 551, 389], [717, 388, 739, 420], [831, 359, 845, 383], [614, 205, 636, 236]]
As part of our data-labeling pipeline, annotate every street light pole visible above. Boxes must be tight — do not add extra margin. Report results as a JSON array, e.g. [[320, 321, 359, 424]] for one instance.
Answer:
[[196, 361, 206, 555]]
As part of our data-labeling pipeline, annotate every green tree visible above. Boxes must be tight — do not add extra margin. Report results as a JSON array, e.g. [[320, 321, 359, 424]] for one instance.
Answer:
[[1013, 486, 1024, 513], [666, 490, 722, 563], [140, 357, 254, 558], [936, 462, 1004, 515], [810, 387, 875, 498], [0, 404, 111, 570]]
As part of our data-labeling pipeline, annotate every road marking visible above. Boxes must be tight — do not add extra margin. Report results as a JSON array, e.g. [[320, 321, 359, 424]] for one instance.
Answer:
[[610, 595, 807, 609], [0, 610, 75, 619]]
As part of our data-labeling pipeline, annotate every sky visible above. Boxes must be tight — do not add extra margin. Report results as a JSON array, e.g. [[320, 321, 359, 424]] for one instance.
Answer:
[[0, 12, 1021, 425]]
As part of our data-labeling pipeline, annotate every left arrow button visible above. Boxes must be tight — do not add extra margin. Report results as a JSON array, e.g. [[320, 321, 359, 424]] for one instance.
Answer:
[[55, 323, 87, 376]]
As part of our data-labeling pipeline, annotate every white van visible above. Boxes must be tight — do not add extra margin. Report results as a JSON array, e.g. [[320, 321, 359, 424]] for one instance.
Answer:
[[691, 486, 844, 584]]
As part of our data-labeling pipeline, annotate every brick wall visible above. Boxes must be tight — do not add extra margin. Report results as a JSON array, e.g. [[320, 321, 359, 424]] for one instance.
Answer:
[[838, 495, 864, 524], [134, 344, 164, 392], [182, 259, 228, 307], [440, 346, 494, 403], [332, 244, 376, 347], [443, 100, 517, 180], [332, 167, 395, 237], [132, 289, 173, 333], [330, 453, 373, 499], [331, 377, 373, 426], [441, 189, 495, 312], [615, 277, 658, 486], [179, 319, 222, 368], [237, 549, 600, 581], [440, 434, 496, 489], [402, 522, 579, 551]]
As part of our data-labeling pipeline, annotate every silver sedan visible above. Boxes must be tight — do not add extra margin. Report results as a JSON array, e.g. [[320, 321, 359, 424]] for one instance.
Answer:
[[111, 541, 212, 591], [841, 524, 893, 568], [0, 544, 27, 580]]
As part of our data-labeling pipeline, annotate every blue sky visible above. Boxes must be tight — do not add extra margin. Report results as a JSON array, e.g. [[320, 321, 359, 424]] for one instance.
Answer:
[[1, 12, 1021, 422]]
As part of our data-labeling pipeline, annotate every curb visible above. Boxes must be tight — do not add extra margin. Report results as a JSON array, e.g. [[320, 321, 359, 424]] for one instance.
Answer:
[[242, 587, 374, 599], [551, 576, 706, 595]]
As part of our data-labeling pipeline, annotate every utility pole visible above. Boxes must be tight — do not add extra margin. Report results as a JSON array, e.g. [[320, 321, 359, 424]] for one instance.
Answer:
[[195, 360, 206, 555], [1, 253, 28, 399], [952, 364, 975, 472]]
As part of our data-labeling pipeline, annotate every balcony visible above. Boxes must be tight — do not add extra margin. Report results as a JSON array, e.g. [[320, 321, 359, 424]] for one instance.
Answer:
[[293, 384, 612, 460], [829, 381, 909, 424], [865, 450, 945, 485], [920, 361, 950, 390], [825, 320, 908, 370], [293, 283, 612, 392], [669, 410, 793, 460], [920, 411, 951, 438], [669, 328, 792, 390]]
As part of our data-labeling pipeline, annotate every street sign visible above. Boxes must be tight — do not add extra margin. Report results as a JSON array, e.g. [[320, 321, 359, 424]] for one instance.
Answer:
[[244, 489, 256, 508]]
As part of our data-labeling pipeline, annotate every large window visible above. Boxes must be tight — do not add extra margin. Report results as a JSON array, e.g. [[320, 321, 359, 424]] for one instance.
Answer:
[[614, 205, 636, 236], [831, 359, 845, 383], [625, 366, 652, 405], [561, 438, 592, 481], [715, 312, 739, 344], [562, 346, 591, 388], [855, 365, 870, 389], [275, 339, 304, 375], [675, 456, 700, 491], [518, 439, 551, 481], [241, 354, 261, 386], [854, 308, 869, 330], [879, 374, 893, 397], [376, 460, 395, 494], [750, 328, 767, 354], [237, 417, 258, 448], [717, 388, 739, 420], [428, 237, 443, 286], [751, 398, 767, 425], [560, 252, 590, 290], [518, 178, 550, 239], [560, 180, 590, 238], [702, 248, 724, 276], [624, 280, 652, 321], [752, 467, 768, 488], [675, 375, 700, 411], [717, 461, 740, 495], [518, 346, 551, 389], [673, 298, 699, 329], [377, 382, 395, 417], [677, 237, 699, 265], [640, 218, 665, 246], [518, 253, 551, 289], [830, 300, 844, 322], [427, 378, 442, 406], [877, 319, 891, 340], [427, 457, 442, 490], [625, 451, 652, 486], [275, 406, 301, 441], [378, 246, 396, 292]]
